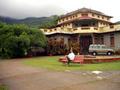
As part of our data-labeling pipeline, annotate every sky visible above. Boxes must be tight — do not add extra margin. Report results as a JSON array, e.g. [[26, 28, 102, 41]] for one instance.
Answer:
[[0, 0, 120, 22]]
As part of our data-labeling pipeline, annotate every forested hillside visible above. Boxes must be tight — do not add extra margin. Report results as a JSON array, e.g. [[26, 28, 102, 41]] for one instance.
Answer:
[[0, 16, 55, 28]]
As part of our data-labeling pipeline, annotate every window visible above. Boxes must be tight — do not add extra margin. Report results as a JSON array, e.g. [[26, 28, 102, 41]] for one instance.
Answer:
[[96, 46, 100, 49], [54, 38, 57, 40], [103, 23, 105, 25], [50, 29, 52, 32], [61, 37, 64, 40], [75, 14, 78, 17], [92, 14, 94, 17], [98, 15, 100, 18], [110, 34, 114, 47], [110, 25, 114, 28], [91, 46, 94, 48], [94, 35, 99, 44], [94, 37, 98, 44], [102, 16, 104, 19], [68, 24, 70, 26], [107, 18, 109, 20], [101, 36, 104, 44], [102, 46, 106, 49], [66, 17, 68, 20], [82, 13, 88, 17], [58, 20, 61, 23]]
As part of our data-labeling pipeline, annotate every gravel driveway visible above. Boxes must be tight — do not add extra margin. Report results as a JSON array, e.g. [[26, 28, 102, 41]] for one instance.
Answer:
[[0, 58, 120, 90]]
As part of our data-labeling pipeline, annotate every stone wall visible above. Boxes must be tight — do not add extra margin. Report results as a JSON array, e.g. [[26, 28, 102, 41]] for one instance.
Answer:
[[103, 31, 120, 50]]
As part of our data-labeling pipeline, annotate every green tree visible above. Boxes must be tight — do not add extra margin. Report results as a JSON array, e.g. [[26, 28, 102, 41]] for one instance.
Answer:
[[38, 15, 60, 29], [0, 22, 47, 58]]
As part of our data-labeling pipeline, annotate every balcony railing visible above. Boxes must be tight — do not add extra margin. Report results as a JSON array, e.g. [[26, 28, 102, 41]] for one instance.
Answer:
[[41, 25, 120, 34]]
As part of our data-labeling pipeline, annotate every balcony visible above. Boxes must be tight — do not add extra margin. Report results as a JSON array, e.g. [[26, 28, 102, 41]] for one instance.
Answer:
[[41, 26, 99, 34], [41, 24, 120, 35]]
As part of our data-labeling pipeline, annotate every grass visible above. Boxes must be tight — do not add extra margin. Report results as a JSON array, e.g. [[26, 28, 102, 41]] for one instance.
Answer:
[[0, 84, 8, 90], [23, 56, 120, 71]]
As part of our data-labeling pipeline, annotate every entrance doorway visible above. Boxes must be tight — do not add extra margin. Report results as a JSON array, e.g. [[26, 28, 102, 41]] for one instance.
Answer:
[[79, 36, 93, 54]]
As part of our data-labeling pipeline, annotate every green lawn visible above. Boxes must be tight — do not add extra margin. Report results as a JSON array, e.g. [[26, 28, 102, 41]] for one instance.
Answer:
[[23, 56, 120, 71], [0, 84, 7, 90]]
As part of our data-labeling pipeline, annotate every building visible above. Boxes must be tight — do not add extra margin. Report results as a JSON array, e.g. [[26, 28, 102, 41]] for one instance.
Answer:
[[41, 8, 120, 53]]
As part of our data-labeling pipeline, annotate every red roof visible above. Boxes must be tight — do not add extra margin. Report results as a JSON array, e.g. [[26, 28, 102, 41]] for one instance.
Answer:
[[51, 16, 113, 28], [58, 8, 112, 20]]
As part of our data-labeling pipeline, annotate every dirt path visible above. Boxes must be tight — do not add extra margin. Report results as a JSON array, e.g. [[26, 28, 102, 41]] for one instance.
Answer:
[[0, 58, 120, 90]]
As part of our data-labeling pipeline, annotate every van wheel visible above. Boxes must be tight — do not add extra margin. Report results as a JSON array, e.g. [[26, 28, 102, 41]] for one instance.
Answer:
[[92, 52, 97, 56], [107, 51, 112, 55]]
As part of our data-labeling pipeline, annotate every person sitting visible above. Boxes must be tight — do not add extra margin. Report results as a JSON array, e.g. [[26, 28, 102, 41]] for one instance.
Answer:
[[67, 49, 75, 67]]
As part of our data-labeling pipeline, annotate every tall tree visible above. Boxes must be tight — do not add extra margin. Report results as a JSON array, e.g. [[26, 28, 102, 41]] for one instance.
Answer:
[[0, 22, 47, 58], [38, 15, 60, 29]]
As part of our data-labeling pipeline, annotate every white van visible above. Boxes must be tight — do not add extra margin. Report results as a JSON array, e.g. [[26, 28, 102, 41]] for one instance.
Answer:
[[89, 44, 115, 56]]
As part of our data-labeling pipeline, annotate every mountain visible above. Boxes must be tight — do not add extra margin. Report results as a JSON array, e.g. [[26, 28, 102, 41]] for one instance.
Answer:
[[0, 16, 19, 24], [0, 16, 52, 28], [115, 21, 120, 24]]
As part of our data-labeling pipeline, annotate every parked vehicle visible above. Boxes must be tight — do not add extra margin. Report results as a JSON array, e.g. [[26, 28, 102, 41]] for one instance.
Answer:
[[89, 44, 115, 56]]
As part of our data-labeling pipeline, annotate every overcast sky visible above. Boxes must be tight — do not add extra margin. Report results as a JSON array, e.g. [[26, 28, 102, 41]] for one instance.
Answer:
[[0, 0, 120, 22]]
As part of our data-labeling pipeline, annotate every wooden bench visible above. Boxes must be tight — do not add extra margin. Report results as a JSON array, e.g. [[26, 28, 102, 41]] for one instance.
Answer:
[[59, 55, 84, 66]]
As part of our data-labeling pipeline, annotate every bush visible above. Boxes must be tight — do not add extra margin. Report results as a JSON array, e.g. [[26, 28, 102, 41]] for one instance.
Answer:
[[0, 22, 47, 58], [115, 49, 120, 55], [0, 83, 8, 90], [46, 37, 81, 55]]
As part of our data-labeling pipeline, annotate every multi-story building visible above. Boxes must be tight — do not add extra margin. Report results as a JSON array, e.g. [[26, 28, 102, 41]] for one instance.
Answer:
[[41, 8, 120, 53]]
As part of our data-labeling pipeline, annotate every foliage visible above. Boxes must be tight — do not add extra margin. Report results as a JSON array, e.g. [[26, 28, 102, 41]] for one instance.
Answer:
[[68, 41, 81, 54], [115, 21, 120, 24], [0, 22, 47, 58], [0, 83, 8, 90], [38, 15, 61, 29], [0, 16, 54, 28], [0, 15, 65, 28], [115, 49, 120, 55], [46, 37, 80, 55], [23, 56, 120, 71], [47, 37, 66, 55]]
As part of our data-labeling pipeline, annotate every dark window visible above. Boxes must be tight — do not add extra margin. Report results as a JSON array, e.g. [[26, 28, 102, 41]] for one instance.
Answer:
[[59, 20, 61, 22], [110, 34, 114, 47], [110, 25, 114, 28], [101, 36, 104, 44], [82, 13, 88, 17], [94, 35, 99, 44], [66, 17, 68, 20], [94, 37, 98, 44]]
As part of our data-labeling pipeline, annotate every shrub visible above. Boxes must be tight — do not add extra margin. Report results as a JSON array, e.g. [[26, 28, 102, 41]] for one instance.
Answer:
[[46, 37, 81, 55], [115, 49, 120, 55], [0, 22, 47, 58]]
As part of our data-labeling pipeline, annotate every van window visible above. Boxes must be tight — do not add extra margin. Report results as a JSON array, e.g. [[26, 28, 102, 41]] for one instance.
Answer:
[[90, 46, 94, 48], [96, 46, 100, 49], [102, 46, 106, 49]]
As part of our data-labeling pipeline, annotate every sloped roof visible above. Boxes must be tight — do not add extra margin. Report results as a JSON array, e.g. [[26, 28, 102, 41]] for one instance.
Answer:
[[53, 16, 113, 28], [58, 8, 112, 20]]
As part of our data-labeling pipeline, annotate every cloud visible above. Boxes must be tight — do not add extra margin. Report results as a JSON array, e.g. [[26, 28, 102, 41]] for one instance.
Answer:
[[0, 0, 66, 19], [0, 0, 120, 22]]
